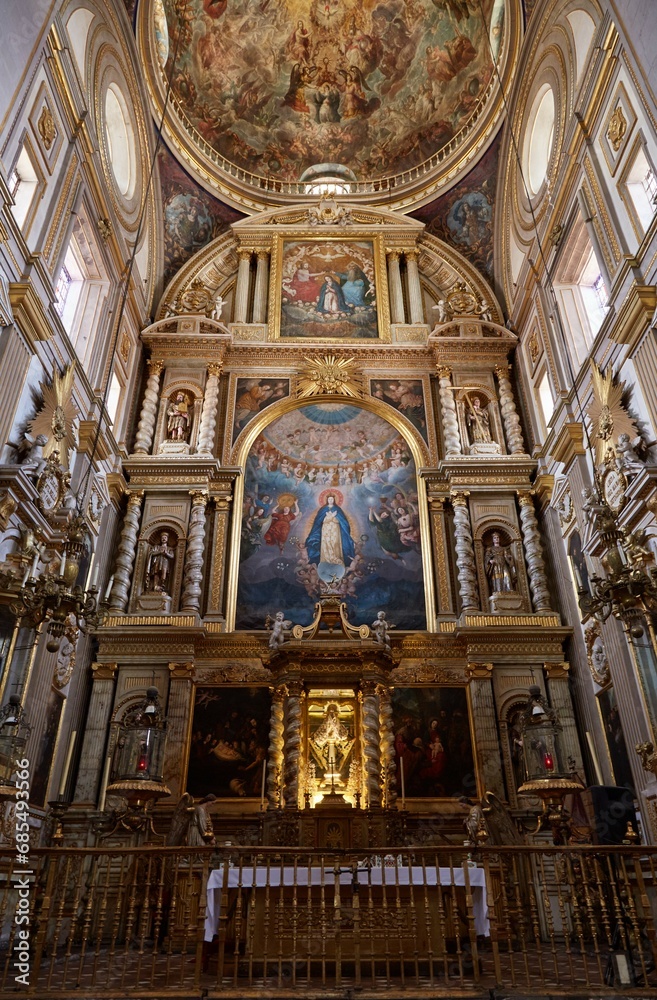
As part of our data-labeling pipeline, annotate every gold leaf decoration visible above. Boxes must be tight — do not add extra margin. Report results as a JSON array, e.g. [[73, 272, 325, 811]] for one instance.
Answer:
[[297, 355, 364, 399], [28, 362, 79, 470], [587, 360, 639, 469]]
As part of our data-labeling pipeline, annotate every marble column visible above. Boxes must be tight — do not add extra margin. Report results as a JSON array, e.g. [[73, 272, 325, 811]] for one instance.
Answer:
[[452, 491, 480, 612], [196, 363, 222, 455], [73, 662, 117, 805], [387, 250, 405, 324], [234, 249, 252, 323], [267, 686, 285, 809], [181, 491, 208, 613], [378, 684, 397, 807], [108, 491, 143, 612], [437, 366, 461, 456], [133, 360, 163, 455], [467, 663, 505, 799], [545, 662, 584, 770], [162, 662, 195, 800], [517, 491, 552, 611], [252, 250, 269, 324], [361, 680, 381, 808], [405, 250, 424, 324], [283, 680, 304, 809], [495, 364, 526, 455]]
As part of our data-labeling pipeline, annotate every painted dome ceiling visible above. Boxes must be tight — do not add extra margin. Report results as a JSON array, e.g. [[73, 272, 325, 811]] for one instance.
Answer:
[[142, 0, 520, 211]]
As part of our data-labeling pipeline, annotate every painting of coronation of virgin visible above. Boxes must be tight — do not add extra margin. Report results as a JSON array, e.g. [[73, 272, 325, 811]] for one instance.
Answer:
[[391, 688, 475, 799], [236, 402, 426, 630], [280, 240, 378, 340], [158, 0, 505, 181], [187, 687, 271, 799]]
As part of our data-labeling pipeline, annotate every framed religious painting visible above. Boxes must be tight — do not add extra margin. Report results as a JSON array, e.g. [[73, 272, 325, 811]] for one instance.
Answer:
[[390, 687, 476, 799], [271, 235, 390, 342], [186, 686, 271, 800]]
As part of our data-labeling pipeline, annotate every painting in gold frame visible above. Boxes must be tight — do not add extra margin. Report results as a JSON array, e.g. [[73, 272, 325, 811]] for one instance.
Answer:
[[272, 236, 389, 342]]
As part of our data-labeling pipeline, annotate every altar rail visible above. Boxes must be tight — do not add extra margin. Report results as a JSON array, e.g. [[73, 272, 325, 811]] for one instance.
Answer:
[[0, 844, 656, 997]]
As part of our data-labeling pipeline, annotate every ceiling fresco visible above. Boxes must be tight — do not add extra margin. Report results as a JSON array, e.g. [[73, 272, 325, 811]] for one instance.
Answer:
[[412, 134, 500, 282], [152, 0, 509, 195], [158, 146, 243, 285]]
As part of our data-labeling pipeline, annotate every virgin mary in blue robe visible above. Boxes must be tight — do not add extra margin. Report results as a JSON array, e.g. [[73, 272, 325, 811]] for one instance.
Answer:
[[306, 498, 356, 566], [316, 275, 351, 314]]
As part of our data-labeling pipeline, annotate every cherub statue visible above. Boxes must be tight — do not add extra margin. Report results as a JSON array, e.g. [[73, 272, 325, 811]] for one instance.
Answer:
[[268, 610, 292, 650], [432, 299, 452, 324], [371, 610, 394, 650], [9, 433, 49, 477], [211, 293, 225, 322], [620, 525, 654, 572], [616, 433, 645, 475], [166, 793, 217, 846]]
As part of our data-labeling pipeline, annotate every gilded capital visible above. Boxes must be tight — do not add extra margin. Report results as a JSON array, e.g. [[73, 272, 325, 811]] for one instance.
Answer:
[[256, 248, 270, 260], [386, 249, 402, 262], [169, 661, 195, 678], [466, 662, 494, 680], [238, 247, 254, 261], [405, 249, 419, 263], [207, 362, 223, 378], [360, 679, 379, 698], [517, 490, 535, 507], [494, 364, 512, 380], [190, 489, 209, 506], [127, 490, 145, 507], [451, 490, 470, 506], [544, 661, 569, 679], [147, 359, 164, 377], [437, 365, 452, 379], [91, 662, 118, 680]]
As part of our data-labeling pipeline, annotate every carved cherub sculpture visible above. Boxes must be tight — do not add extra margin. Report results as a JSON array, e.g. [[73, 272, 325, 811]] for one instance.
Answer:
[[616, 433, 645, 475], [371, 610, 394, 650], [268, 610, 292, 650], [211, 293, 225, 322]]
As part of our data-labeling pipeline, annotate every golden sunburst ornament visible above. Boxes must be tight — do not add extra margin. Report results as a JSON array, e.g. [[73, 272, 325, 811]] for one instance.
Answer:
[[297, 355, 364, 398], [587, 359, 639, 468], [28, 362, 79, 470]]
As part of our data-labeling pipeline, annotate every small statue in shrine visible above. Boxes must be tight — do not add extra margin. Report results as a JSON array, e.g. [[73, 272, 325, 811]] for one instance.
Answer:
[[167, 792, 217, 846], [145, 531, 175, 593], [268, 610, 292, 650], [167, 392, 192, 442], [465, 395, 493, 445], [484, 532, 517, 593], [371, 610, 394, 650]]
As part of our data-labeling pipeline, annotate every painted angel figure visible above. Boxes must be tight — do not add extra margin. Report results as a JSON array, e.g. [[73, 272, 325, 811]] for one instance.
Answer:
[[166, 793, 217, 847], [268, 610, 292, 650]]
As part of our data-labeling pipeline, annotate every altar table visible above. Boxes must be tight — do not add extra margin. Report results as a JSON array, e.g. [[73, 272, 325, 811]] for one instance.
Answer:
[[204, 864, 489, 942]]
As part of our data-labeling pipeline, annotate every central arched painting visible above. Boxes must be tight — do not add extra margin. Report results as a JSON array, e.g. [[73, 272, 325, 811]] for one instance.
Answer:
[[236, 401, 426, 629]]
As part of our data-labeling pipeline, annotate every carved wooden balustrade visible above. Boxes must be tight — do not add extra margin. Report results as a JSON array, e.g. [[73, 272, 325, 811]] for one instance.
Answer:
[[0, 845, 656, 996]]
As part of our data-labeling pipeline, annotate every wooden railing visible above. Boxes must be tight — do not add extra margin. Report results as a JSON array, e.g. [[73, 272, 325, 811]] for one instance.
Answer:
[[1, 844, 656, 996]]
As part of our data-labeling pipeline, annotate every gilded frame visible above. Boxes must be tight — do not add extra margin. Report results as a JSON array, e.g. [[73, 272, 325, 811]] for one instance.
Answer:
[[269, 233, 391, 343], [224, 392, 435, 632]]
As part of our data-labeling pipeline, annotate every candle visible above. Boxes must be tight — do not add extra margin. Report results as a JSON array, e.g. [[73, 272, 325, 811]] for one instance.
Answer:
[[30, 553, 39, 579], [260, 758, 267, 810], [59, 552, 67, 578], [104, 575, 114, 600], [90, 564, 99, 589], [98, 755, 112, 812], [586, 731, 604, 785], [400, 757, 406, 808], [57, 730, 77, 798]]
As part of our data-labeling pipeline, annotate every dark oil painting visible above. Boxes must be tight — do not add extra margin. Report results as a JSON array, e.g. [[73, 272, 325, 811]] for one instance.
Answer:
[[391, 687, 475, 798], [187, 687, 271, 798]]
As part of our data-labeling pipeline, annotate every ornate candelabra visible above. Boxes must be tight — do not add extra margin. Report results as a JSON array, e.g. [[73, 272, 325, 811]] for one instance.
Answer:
[[9, 516, 109, 652], [578, 497, 657, 628]]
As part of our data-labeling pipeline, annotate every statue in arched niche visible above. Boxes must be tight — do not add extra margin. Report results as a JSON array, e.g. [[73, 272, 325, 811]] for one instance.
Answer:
[[483, 528, 523, 613], [462, 391, 501, 456]]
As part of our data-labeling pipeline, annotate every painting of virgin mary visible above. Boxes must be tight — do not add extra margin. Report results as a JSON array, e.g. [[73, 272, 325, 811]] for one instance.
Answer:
[[306, 491, 355, 569], [316, 275, 350, 316]]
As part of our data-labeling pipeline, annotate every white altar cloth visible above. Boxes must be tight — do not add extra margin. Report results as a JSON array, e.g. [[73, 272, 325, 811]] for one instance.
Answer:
[[204, 865, 488, 941]]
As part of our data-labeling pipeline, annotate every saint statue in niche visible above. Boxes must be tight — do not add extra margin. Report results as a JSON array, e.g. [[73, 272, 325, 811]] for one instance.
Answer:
[[310, 702, 354, 786], [145, 531, 175, 593], [305, 491, 355, 586], [465, 394, 493, 445], [484, 531, 517, 594], [167, 392, 192, 442]]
